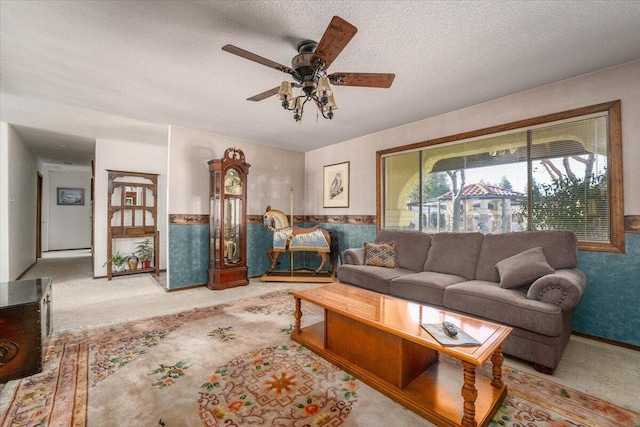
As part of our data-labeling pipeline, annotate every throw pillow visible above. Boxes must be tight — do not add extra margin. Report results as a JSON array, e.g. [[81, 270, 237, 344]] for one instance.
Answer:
[[364, 242, 397, 268], [496, 247, 555, 289]]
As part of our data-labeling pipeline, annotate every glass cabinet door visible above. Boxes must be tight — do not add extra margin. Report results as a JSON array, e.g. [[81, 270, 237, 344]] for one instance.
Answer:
[[224, 197, 242, 265], [210, 170, 222, 267], [210, 196, 221, 267]]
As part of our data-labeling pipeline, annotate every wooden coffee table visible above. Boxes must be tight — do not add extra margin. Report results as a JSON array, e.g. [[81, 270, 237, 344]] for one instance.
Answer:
[[290, 283, 512, 427]]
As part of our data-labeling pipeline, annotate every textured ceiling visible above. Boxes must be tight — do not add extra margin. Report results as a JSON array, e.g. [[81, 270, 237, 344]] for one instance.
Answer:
[[2, 1, 640, 164]]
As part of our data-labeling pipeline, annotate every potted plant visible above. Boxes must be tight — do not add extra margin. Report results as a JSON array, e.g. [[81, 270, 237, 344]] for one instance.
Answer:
[[104, 251, 129, 272], [135, 239, 154, 269]]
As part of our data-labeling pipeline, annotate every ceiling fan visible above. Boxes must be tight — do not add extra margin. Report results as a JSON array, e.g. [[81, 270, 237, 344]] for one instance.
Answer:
[[222, 16, 395, 122]]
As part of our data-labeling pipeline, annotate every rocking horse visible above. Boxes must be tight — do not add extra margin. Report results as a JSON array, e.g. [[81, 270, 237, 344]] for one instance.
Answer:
[[263, 206, 339, 275]]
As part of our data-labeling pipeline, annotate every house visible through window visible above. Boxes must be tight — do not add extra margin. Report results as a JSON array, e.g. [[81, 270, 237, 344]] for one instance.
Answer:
[[378, 101, 623, 253]]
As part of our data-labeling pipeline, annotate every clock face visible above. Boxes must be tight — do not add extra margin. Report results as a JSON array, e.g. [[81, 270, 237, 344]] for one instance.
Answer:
[[224, 169, 242, 195]]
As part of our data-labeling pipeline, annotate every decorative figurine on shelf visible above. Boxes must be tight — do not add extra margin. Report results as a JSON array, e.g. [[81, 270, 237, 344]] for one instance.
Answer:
[[128, 254, 139, 270]]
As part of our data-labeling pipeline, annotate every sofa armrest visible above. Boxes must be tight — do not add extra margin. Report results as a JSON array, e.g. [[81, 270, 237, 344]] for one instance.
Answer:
[[343, 248, 365, 265], [527, 268, 586, 310]]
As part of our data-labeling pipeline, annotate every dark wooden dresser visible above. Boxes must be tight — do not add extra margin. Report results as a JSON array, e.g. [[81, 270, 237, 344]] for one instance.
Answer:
[[0, 277, 52, 382]]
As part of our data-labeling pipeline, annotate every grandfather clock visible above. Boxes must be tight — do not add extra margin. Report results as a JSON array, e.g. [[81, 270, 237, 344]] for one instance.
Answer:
[[207, 147, 250, 290]]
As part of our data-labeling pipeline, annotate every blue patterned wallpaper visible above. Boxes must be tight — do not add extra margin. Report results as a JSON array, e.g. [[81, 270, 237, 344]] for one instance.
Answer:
[[168, 223, 308, 287], [575, 233, 640, 346], [168, 221, 639, 347], [247, 223, 279, 276], [168, 224, 209, 289]]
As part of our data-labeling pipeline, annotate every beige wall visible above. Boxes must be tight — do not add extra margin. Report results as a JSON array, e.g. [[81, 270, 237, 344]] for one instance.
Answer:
[[48, 170, 92, 250], [0, 123, 38, 281], [305, 59, 640, 216], [168, 126, 305, 216], [94, 138, 168, 276]]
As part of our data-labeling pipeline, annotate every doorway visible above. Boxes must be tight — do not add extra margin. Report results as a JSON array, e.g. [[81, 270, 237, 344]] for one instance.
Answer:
[[37, 172, 43, 259]]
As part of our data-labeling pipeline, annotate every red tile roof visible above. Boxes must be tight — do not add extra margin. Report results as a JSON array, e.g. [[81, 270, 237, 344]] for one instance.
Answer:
[[438, 183, 525, 199]]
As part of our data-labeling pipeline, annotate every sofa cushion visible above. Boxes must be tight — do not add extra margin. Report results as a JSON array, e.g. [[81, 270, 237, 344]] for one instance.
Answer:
[[443, 280, 562, 337], [337, 265, 415, 295], [496, 247, 555, 289], [376, 229, 432, 272], [424, 232, 483, 280], [475, 231, 577, 282], [364, 242, 397, 268], [527, 269, 586, 310], [390, 271, 467, 306]]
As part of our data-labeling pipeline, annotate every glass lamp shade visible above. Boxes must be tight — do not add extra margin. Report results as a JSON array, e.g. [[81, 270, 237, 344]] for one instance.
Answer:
[[294, 96, 304, 111], [278, 81, 293, 100], [317, 76, 333, 95], [323, 93, 338, 111]]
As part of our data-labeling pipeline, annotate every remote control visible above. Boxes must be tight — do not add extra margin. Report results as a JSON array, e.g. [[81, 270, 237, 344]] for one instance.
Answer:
[[442, 321, 458, 338]]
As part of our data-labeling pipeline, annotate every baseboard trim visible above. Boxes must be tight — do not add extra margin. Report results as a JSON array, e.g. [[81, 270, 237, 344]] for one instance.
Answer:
[[93, 273, 164, 280], [166, 283, 206, 292], [44, 247, 91, 252], [16, 261, 37, 280], [573, 331, 640, 351]]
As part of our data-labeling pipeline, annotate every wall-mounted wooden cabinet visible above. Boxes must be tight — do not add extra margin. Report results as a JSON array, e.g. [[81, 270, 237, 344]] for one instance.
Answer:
[[106, 170, 159, 280]]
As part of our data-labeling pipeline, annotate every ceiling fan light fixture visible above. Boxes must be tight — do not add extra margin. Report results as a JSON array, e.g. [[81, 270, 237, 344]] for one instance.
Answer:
[[317, 76, 332, 95], [317, 75, 333, 106], [223, 16, 394, 124], [323, 93, 338, 111], [278, 81, 293, 108], [293, 97, 305, 122], [278, 81, 293, 99]]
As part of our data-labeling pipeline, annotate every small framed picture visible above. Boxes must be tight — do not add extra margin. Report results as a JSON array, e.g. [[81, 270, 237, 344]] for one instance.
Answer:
[[57, 188, 84, 205], [323, 161, 350, 208]]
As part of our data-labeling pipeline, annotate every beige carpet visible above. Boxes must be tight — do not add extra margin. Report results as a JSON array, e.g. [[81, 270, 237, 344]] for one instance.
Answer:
[[5, 251, 640, 415], [18, 254, 317, 332]]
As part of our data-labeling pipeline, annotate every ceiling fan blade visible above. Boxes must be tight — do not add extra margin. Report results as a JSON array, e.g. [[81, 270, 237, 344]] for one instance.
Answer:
[[247, 86, 280, 102], [222, 44, 296, 76], [311, 16, 357, 70], [328, 72, 395, 88]]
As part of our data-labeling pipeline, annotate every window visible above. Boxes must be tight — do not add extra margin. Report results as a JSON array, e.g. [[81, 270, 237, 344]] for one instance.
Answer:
[[377, 101, 623, 253]]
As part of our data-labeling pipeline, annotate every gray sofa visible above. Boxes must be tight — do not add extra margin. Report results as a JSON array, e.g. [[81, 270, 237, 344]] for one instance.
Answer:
[[337, 229, 587, 373]]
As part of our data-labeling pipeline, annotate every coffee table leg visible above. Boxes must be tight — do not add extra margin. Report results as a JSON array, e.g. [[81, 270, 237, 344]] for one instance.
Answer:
[[490, 345, 504, 388], [293, 297, 302, 333], [461, 361, 478, 427]]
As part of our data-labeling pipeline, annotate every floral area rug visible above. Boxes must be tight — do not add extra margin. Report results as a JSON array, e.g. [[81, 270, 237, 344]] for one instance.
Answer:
[[1, 290, 638, 427]]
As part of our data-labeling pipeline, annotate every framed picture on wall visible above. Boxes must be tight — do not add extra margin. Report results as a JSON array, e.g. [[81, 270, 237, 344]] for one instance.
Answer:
[[57, 188, 84, 205], [323, 161, 349, 208]]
